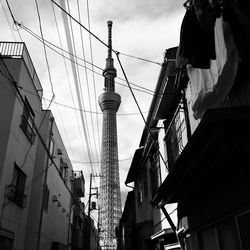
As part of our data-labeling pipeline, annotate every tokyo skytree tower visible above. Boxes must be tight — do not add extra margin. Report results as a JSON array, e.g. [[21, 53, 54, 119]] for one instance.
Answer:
[[98, 21, 122, 250]]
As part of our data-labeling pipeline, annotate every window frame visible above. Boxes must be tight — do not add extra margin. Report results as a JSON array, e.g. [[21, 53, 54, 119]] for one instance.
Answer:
[[7, 162, 27, 208], [20, 97, 36, 143]]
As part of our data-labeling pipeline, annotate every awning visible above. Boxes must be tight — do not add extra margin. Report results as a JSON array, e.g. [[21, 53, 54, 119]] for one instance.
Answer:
[[150, 228, 175, 241], [152, 106, 250, 206], [125, 147, 144, 185], [155, 47, 182, 121]]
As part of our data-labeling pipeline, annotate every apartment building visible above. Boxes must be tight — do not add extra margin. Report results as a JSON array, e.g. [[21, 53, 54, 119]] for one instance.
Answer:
[[0, 42, 85, 250]]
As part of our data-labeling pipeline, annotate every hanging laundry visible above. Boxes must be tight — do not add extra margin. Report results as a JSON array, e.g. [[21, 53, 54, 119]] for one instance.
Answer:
[[187, 17, 239, 119], [193, 0, 219, 33], [176, 1, 216, 69]]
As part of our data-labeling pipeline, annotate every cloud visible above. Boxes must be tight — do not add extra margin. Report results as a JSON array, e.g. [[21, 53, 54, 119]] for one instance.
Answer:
[[93, 0, 182, 22], [0, 0, 185, 211]]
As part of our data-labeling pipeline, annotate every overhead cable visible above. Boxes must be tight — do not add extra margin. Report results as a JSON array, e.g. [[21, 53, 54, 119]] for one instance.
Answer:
[[19, 23, 157, 96], [51, 0, 162, 67], [51, 1, 85, 156], [60, 0, 96, 174], [84, 0, 101, 158]]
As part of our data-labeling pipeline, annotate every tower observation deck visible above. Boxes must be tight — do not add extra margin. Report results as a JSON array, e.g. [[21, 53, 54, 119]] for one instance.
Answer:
[[98, 21, 122, 250]]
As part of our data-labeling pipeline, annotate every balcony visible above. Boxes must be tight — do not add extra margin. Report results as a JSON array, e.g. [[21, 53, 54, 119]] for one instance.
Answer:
[[74, 202, 85, 221], [74, 171, 85, 198], [7, 184, 27, 208], [163, 103, 189, 172], [153, 106, 250, 206], [0, 42, 43, 100]]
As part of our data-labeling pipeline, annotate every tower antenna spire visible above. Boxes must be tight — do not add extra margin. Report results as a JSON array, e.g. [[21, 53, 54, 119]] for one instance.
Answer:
[[98, 21, 122, 249], [107, 20, 113, 59], [103, 21, 116, 92]]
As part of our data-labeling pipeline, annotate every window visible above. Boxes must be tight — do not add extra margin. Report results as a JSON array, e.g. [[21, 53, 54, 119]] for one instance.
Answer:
[[163, 102, 188, 171], [59, 158, 64, 176], [20, 97, 35, 142], [49, 139, 54, 165], [137, 180, 143, 205], [7, 163, 27, 207], [60, 158, 69, 182], [0, 232, 14, 250]]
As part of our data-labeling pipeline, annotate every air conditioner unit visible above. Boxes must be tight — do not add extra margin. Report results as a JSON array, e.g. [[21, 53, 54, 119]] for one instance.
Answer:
[[52, 195, 58, 202], [57, 148, 63, 155], [91, 201, 96, 210]]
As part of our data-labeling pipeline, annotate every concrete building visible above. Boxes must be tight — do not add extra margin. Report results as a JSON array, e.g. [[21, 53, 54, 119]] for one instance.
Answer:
[[0, 42, 46, 250], [0, 42, 85, 250], [24, 110, 76, 250]]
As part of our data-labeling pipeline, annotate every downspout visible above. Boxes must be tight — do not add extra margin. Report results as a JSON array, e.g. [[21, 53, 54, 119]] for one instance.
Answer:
[[67, 177, 74, 250], [36, 115, 54, 250]]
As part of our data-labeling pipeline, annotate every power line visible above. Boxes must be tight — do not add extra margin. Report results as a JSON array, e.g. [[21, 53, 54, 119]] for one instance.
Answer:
[[0, 55, 88, 227], [51, 1, 86, 159], [115, 52, 169, 171], [60, 0, 96, 175], [51, 0, 162, 66], [15, 85, 150, 116], [34, 0, 55, 103], [72, 0, 100, 169], [84, 0, 101, 161], [71, 157, 133, 164], [1, 0, 17, 41], [3, 0, 23, 41], [119, 52, 162, 66], [52, 0, 109, 49], [18, 24, 157, 96], [52, 0, 175, 173]]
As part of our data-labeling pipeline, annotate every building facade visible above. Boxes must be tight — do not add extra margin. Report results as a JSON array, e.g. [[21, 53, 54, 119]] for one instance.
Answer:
[[151, 3, 250, 250], [118, 4, 250, 249], [117, 47, 182, 250], [0, 42, 85, 250]]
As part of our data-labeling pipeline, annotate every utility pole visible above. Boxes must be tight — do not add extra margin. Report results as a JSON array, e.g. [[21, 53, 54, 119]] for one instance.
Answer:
[[86, 173, 101, 250]]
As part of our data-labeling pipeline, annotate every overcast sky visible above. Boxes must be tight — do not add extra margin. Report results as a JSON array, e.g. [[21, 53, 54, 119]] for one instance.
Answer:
[[0, 0, 185, 213]]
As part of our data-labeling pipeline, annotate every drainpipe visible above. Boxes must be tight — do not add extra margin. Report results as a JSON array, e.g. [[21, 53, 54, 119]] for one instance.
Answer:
[[36, 116, 54, 250]]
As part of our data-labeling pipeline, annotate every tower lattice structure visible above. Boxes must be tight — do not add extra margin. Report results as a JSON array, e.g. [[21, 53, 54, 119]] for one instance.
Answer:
[[98, 21, 122, 250]]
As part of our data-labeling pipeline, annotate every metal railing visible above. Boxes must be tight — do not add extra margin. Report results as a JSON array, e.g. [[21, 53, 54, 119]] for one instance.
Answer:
[[164, 104, 188, 172], [0, 42, 43, 100]]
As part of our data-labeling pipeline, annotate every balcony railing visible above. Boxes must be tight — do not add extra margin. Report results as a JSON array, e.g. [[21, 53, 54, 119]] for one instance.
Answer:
[[74, 171, 85, 198], [74, 202, 85, 220], [164, 104, 188, 172], [0, 42, 43, 100], [7, 184, 27, 208]]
